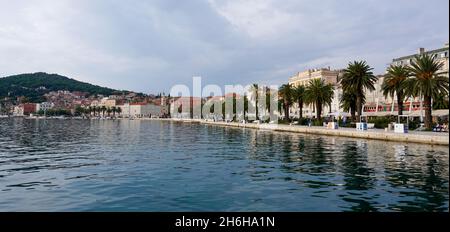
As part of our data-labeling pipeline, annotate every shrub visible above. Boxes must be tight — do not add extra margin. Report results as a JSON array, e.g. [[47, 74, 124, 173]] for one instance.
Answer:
[[368, 116, 394, 129], [409, 119, 420, 130], [298, 118, 309, 126], [338, 120, 355, 128], [278, 119, 291, 124], [312, 119, 324, 127]]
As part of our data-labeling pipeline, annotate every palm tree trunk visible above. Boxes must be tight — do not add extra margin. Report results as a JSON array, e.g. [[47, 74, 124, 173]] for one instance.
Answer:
[[284, 103, 290, 121], [316, 101, 322, 120], [424, 95, 432, 129], [350, 107, 356, 122], [397, 93, 403, 116], [356, 95, 362, 118], [255, 98, 259, 120], [298, 100, 303, 119]]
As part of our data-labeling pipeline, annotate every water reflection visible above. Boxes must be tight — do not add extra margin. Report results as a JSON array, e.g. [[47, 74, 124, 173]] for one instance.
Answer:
[[384, 149, 449, 212], [340, 141, 378, 211]]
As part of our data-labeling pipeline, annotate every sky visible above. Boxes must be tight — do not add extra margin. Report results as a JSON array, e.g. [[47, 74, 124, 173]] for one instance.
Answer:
[[0, 0, 448, 94]]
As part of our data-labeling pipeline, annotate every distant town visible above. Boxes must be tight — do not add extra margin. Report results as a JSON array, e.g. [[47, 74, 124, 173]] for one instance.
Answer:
[[0, 89, 170, 118]]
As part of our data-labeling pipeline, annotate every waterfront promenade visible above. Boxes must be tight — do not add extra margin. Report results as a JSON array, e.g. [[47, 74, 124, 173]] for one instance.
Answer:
[[4, 116, 447, 145], [140, 118, 449, 146]]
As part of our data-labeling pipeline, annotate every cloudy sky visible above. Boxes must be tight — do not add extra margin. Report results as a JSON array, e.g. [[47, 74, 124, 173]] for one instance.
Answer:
[[0, 0, 448, 94]]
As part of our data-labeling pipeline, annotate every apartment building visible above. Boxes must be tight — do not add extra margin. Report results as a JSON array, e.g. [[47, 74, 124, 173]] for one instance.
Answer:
[[118, 103, 168, 118], [36, 102, 54, 112], [170, 97, 203, 119], [288, 67, 343, 118], [363, 43, 450, 117], [391, 43, 449, 77], [13, 103, 37, 116]]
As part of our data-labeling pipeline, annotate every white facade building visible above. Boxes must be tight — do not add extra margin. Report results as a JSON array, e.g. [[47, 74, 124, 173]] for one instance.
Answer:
[[288, 68, 343, 119], [118, 103, 168, 118], [36, 102, 54, 112]]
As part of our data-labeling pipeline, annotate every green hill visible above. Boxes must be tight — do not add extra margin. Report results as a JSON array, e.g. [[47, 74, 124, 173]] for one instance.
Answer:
[[0, 72, 128, 102]]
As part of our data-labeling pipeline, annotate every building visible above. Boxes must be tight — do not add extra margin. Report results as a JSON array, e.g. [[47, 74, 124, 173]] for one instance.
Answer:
[[170, 97, 203, 119], [44, 90, 87, 109], [362, 43, 449, 118], [100, 98, 117, 107], [289, 67, 340, 86], [36, 102, 54, 112], [391, 43, 449, 77], [13, 106, 23, 116], [89, 97, 116, 108], [288, 67, 343, 118], [283, 44, 449, 120], [13, 103, 37, 116], [118, 103, 168, 118]]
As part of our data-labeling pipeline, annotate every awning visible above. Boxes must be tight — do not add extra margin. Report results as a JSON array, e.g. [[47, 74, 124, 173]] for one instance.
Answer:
[[362, 111, 395, 117], [400, 110, 449, 117], [432, 110, 449, 117], [327, 112, 351, 117]]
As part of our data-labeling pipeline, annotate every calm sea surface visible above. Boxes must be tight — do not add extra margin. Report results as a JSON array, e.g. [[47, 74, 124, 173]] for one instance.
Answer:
[[0, 118, 448, 212]]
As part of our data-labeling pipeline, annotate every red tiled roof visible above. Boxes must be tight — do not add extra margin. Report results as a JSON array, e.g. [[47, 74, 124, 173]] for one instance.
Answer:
[[224, 93, 241, 98]]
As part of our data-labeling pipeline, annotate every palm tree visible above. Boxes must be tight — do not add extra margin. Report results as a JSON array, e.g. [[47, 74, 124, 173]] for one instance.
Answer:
[[382, 65, 410, 116], [84, 107, 90, 116], [92, 106, 97, 116], [101, 106, 107, 117], [95, 106, 101, 116], [250, 84, 259, 120], [433, 92, 449, 110], [111, 106, 117, 117], [292, 85, 306, 119], [242, 95, 249, 120], [340, 91, 362, 121], [341, 61, 377, 118], [305, 79, 334, 120], [265, 87, 278, 119], [116, 107, 122, 117], [407, 54, 449, 129], [279, 84, 293, 121], [89, 106, 93, 116]]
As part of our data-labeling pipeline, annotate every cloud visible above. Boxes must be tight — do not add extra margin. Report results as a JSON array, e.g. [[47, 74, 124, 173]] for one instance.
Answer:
[[0, 0, 448, 94], [208, 0, 301, 39]]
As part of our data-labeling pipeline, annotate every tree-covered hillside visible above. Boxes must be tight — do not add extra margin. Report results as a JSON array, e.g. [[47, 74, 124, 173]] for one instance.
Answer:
[[0, 72, 128, 102]]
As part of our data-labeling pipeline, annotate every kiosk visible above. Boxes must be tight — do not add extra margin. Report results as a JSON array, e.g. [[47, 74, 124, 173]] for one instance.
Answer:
[[394, 115, 409, 134], [356, 115, 368, 131]]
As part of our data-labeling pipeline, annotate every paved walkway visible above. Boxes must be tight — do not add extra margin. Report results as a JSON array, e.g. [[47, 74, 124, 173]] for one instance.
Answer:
[[200, 121, 449, 146], [136, 118, 449, 146]]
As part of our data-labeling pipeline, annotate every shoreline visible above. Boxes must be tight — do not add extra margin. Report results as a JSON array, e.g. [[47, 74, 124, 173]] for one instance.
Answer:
[[139, 118, 449, 146], [4, 116, 448, 146]]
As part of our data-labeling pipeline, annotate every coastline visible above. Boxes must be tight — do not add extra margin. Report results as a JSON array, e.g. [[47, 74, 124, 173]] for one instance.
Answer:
[[137, 117, 449, 146], [4, 116, 448, 146]]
